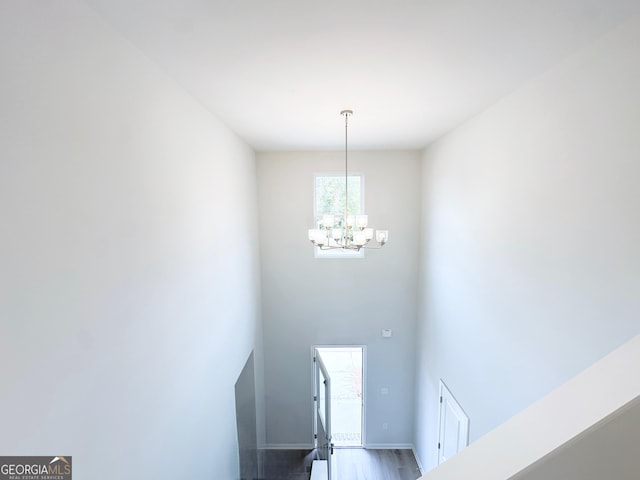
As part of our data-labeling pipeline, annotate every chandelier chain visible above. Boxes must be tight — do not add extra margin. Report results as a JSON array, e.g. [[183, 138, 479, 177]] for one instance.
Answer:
[[344, 110, 349, 220]]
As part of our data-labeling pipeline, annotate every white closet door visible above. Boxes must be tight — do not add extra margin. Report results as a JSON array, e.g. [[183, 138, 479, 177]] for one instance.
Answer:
[[438, 380, 469, 465]]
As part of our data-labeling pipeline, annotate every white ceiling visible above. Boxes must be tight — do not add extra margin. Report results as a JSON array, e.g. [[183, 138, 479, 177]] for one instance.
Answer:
[[83, 0, 639, 150]]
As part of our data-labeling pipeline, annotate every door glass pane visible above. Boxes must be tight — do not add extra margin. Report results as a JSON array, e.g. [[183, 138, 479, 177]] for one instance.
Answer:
[[317, 347, 363, 447], [318, 367, 327, 428]]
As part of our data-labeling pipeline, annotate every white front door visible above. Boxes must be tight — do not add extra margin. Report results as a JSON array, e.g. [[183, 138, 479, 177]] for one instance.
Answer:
[[316, 346, 364, 447], [437, 380, 469, 464]]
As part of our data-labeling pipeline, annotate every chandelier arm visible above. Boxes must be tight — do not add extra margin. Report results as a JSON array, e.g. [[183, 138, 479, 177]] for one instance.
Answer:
[[317, 244, 361, 251], [315, 244, 385, 251]]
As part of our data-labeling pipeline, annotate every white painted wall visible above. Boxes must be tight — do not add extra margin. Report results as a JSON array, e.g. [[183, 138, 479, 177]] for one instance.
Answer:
[[257, 150, 421, 447], [414, 15, 640, 473], [0, 2, 262, 479]]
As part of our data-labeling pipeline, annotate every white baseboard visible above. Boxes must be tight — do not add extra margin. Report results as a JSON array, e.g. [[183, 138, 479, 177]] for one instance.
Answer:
[[411, 445, 425, 475]]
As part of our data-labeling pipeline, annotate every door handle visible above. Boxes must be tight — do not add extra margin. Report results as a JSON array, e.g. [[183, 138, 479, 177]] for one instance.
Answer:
[[330, 442, 334, 455]]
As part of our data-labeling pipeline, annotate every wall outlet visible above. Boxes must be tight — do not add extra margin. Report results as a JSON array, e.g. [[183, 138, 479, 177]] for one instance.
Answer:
[[381, 387, 389, 395], [382, 423, 389, 430]]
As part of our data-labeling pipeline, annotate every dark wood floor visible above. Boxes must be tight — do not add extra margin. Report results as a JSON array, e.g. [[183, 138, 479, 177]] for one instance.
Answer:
[[259, 448, 422, 480], [334, 448, 422, 480], [260, 449, 315, 480]]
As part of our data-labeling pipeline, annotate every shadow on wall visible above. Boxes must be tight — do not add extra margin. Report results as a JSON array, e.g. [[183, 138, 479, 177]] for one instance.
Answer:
[[235, 351, 259, 480]]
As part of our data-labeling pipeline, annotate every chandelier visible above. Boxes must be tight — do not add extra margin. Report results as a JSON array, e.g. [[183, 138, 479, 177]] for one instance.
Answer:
[[308, 110, 388, 251]]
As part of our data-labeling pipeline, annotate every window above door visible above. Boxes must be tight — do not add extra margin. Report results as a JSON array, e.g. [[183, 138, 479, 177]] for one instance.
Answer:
[[313, 173, 364, 258]]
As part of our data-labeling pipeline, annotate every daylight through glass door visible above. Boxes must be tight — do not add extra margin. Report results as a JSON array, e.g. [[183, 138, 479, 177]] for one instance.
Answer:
[[316, 346, 364, 447]]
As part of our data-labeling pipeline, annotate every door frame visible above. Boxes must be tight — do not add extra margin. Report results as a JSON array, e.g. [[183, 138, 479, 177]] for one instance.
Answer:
[[312, 345, 367, 448]]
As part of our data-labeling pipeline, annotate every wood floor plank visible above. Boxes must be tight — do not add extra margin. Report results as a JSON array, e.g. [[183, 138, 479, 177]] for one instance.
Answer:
[[258, 448, 421, 480]]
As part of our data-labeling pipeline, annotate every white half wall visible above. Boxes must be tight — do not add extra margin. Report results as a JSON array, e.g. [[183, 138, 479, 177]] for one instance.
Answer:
[[418, 335, 640, 480], [0, 2, 262, 479], [257, 150, 421, 447], [414, 14, 640, 473]]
